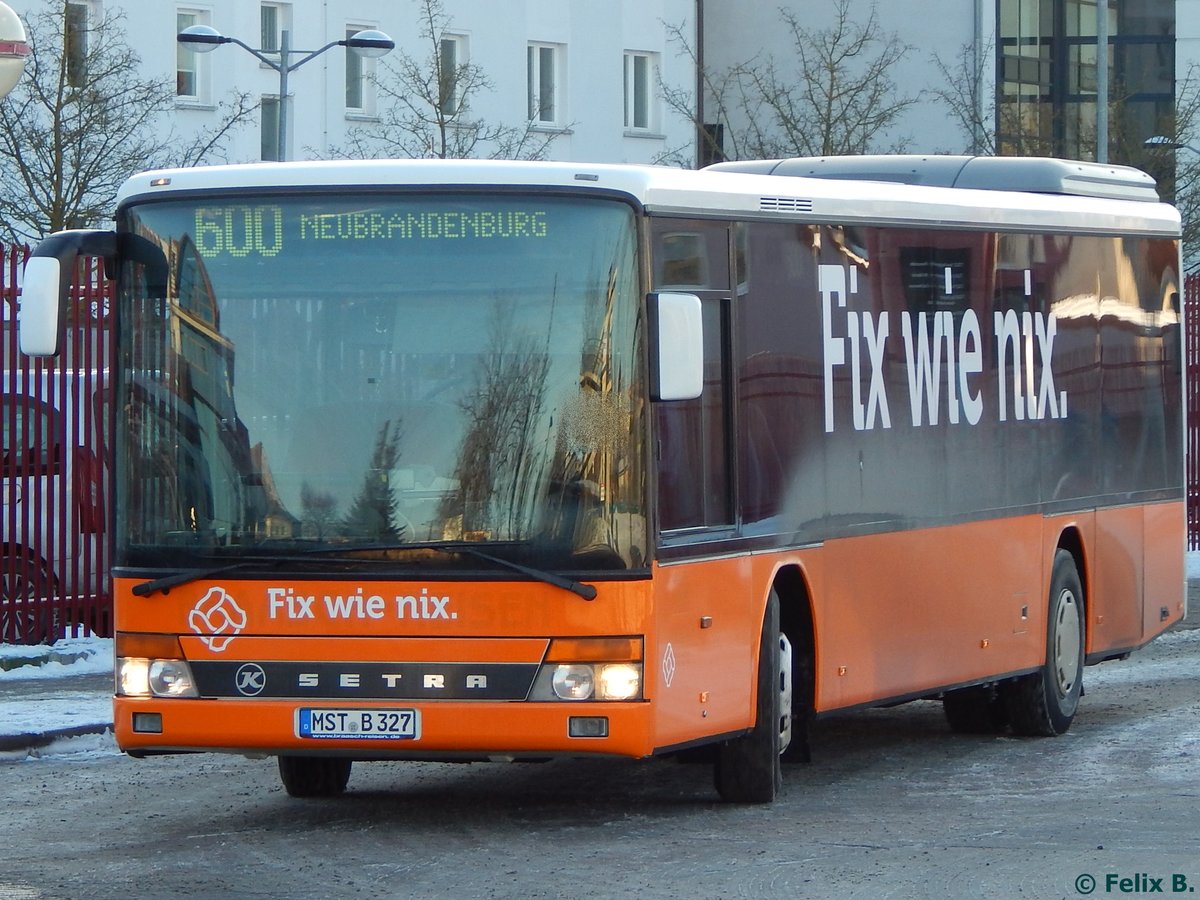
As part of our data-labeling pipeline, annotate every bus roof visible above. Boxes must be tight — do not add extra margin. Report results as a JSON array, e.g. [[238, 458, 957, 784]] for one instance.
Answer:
[[116, 157, 1182, 238]]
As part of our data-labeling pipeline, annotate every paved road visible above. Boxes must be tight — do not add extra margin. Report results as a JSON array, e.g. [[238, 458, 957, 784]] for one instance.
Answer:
[[1, 616, 1197, 899]]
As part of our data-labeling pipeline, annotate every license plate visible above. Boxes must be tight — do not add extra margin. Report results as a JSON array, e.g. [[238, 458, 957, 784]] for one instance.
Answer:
[[296, 708, 420, 741]]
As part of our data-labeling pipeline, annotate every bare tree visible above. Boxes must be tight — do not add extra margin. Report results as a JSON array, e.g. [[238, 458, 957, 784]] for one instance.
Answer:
[[0, 2, 255, 243], [331, 0, 559, 161], [930, 41, 998, 156], [437, 300, 551, 539], [933, 41, 1198, 256], [1142, 64, 1200, 260], [661, 1, 916, 165]]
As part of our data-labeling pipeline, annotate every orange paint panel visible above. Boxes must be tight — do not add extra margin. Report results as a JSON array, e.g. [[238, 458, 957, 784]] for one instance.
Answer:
[[1143, 500, 1185, 639], [1089, 506, 1143, 652], [176, 635, 550, 664], [114, 576, 653, 640], [647, 551, 827, 749], [815, 515, 1045, 711], [114, 696, 656, 759], [649, 555, 765, 748], [112, 501, 1181, 758]]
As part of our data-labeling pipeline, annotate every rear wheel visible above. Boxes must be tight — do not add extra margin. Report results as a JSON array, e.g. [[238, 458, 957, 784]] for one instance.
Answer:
[[278, 756, 352, 797], [714, 590, 790, 803], [1003, 549, 1084, 736]]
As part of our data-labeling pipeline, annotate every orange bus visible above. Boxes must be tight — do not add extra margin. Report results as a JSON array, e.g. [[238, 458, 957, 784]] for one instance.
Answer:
[[19, 156, 1184, 803]]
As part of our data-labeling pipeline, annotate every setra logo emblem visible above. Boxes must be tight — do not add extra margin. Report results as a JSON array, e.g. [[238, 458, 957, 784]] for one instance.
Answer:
[[234, 663, 267, 696], [188, 586, 247, 652]]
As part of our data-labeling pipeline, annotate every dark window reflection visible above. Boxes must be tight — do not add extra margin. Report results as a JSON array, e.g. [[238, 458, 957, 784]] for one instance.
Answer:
[[115, 195, 646, 571]]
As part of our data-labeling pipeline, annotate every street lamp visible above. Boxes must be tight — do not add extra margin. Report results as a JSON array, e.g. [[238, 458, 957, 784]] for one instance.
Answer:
[[178, 24, 394, 162], [1144, 135, 1200, 156], [0, 1, 29, 99]]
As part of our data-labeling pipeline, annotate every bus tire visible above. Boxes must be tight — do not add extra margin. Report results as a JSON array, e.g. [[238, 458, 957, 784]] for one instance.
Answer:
[[942, 684, 1008, 734], [1003, 549, 1084, 736], [714, 590, 788, 803], [278, 756, 352, 797]]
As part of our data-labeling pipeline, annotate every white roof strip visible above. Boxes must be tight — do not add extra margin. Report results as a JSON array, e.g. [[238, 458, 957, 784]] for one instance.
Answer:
[[115, 157, 1181, 239]]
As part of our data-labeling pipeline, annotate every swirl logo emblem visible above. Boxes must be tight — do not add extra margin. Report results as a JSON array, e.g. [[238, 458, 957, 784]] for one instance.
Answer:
[[188, 586, 248, 652]]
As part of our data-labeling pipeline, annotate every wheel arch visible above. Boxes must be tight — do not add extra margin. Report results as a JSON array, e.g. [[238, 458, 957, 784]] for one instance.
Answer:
[[770, 563, 816, 709], [1054, 526, 1090, 648]]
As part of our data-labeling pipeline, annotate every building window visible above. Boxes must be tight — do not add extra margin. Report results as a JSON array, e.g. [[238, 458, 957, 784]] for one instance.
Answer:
[[996, 0, 1174, 163], [345, 28, 364, 110], [624, 51, 658, 131], [528, 43, 563, 125], [700, 123, 725, 167], [439, 35, 465, 116], [177, 10, 208, 101], [261, 3, 291, 54], [65, 1, 90, 88], [261, 96, 281, 161]]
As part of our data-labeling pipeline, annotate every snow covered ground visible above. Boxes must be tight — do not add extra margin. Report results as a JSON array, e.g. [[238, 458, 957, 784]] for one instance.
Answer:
[[0, 635, 115, 760], [0, 634, 113, 681]]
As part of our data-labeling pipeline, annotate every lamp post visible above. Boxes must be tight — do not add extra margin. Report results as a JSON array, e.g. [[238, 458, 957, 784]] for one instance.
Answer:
[[1144, 135, 1200, 156], [178, 24, 394, 162], [0, 1, 29, 100]]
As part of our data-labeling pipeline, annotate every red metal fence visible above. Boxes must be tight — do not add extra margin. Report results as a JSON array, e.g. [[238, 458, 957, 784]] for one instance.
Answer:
[[1189, 273, 1200, 551], [2, 244, 114, 643]]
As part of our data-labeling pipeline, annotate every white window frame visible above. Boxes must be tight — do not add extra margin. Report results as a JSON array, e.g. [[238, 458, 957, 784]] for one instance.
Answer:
[[527, 42, 564, 127], [176, 9, 211, 105], [623, 51, 659, 133]]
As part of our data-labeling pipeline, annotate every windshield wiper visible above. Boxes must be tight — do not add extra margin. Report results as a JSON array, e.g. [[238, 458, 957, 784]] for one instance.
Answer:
[[132, 541, 598, 601], [132, 550, 325, 597], [132, 561, 259, 597], [302, 540, 598, 601]]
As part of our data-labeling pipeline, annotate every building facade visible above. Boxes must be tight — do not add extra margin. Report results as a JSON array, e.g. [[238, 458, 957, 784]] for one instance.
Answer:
[[10, 0, 698, 167], [703, 0, 1187, 177], [3, 2, 1197, 180]]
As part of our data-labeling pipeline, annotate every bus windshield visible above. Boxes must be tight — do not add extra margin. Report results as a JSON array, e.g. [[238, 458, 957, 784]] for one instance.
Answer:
[[114, 193, 646, 572]]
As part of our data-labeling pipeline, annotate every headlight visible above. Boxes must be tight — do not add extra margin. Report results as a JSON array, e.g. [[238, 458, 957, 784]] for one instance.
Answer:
[[118, 657, 151, 696], [552, 665, 595, 700], [148, 659, 199, 698], [530, 637, 645, 701], [596, 663, 640, 701], [115, 633, 198, 699], [540, 662, 643, 701], [117, 656, 198, 698]]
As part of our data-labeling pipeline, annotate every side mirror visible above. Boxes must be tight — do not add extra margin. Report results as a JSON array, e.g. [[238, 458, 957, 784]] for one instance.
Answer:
[[648, 292, 703, 401], [19, 229, 118, 357], [19, 256, 65, 356]]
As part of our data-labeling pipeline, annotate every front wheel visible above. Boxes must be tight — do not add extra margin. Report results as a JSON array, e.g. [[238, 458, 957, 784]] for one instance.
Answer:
[[714, 590, 791, 803], [278, 756, 352, 797], [1003, 549, 1084, 736]]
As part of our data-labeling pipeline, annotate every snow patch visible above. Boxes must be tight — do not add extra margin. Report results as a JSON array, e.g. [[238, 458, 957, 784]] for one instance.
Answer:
[[0, 636, 113, 681]]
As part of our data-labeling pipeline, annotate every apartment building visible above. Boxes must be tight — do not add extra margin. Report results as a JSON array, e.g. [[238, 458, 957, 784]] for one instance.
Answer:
[[13, 0, 697, 166]]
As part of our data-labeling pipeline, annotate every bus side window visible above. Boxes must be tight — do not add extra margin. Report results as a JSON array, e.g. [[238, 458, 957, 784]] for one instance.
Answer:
[[650, 219, 733, 533]]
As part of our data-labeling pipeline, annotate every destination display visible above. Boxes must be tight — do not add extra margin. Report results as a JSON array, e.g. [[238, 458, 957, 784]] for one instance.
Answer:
[[193, 204, 552, 260]]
